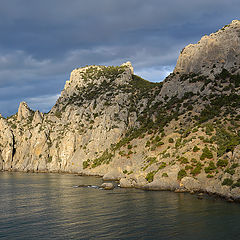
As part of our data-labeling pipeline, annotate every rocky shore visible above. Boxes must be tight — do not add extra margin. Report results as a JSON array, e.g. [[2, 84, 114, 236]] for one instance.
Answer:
[[1, 20, 240, 202]]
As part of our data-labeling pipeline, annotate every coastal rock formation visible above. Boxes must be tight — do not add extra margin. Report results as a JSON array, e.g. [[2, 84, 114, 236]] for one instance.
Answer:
[[101, 182, 114, 190], [103, 169, 124, 181], [1, 21, 240, 201], [174, 20, 240, 76], [119, 178, 134, 188], [0, 117, 14, 170], [180, 177, 201, 192]]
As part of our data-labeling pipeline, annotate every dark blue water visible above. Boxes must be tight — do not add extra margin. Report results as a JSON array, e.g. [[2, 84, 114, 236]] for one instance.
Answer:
[[0, 172, 240, 240]]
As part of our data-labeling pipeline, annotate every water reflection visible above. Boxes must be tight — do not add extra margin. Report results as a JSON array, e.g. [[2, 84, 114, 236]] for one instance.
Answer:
[[0, 172, 240, 240]]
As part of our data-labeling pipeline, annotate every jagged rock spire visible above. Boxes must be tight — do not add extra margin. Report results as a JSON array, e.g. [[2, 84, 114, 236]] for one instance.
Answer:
[[32, 110, 43, 126], [17, 101, 31, 121]]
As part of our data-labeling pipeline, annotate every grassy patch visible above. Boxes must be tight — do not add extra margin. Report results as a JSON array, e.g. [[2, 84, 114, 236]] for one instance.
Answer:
[[200, 146, 213, 160], [91, 150, 114, 168], [178, 169, 187, 180], [146, 171, 155, 183], [222, 178, 233, 186]]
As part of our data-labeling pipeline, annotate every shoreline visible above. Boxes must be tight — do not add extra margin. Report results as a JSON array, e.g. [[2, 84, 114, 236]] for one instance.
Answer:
[[1, 169, 239, 203]]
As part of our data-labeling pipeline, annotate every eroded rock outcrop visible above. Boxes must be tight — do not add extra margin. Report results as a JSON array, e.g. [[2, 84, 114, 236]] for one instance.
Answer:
[[17, 102, 32, 121], [174, 20, 240, 76], [32, 110, 43, 126]]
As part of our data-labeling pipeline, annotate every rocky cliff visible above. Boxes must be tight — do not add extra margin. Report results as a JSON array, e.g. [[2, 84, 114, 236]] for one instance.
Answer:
[[1, 21, 240, 201], [174, 20, 240, 76]]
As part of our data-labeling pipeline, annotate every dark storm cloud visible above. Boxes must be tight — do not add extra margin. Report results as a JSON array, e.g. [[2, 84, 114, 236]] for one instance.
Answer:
[[0, 0, 239, 116]]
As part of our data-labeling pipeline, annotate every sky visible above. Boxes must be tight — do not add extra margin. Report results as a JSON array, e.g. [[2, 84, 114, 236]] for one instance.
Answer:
[[0, 0, 239, 117]]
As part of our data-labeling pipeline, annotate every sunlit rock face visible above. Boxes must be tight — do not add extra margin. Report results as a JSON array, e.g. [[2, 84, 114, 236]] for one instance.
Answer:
[[17, 102, 32, 121], [174, 20, 240, 76]]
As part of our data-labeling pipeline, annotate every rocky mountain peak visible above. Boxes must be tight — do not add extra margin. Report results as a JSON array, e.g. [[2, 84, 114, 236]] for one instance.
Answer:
[[64, 62, 134, 89], [121, 61, 134, 74], [58, 62, 134, 103], [174, 20, 240, 76]]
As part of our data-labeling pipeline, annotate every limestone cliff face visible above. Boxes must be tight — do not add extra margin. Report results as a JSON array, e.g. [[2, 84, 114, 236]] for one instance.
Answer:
[[174, 20, 240, 76], [0, 116, 14, 170], [0, 62, 146, 174], [1, 22, 240, 201]]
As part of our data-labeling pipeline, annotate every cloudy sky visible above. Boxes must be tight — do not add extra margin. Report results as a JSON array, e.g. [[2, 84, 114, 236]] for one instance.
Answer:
[[0, 0, 239, 116]]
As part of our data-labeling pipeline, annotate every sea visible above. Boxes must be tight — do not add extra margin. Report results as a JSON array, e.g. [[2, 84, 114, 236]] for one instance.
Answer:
[[0, 172, 240, 240]]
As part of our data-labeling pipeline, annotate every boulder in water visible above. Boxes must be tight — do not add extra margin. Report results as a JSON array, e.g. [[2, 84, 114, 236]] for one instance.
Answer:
[[101, 182, 114, 190]]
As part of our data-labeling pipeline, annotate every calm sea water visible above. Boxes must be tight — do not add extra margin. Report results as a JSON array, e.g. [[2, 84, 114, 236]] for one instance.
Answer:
[[0, 172, 240, 240]]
